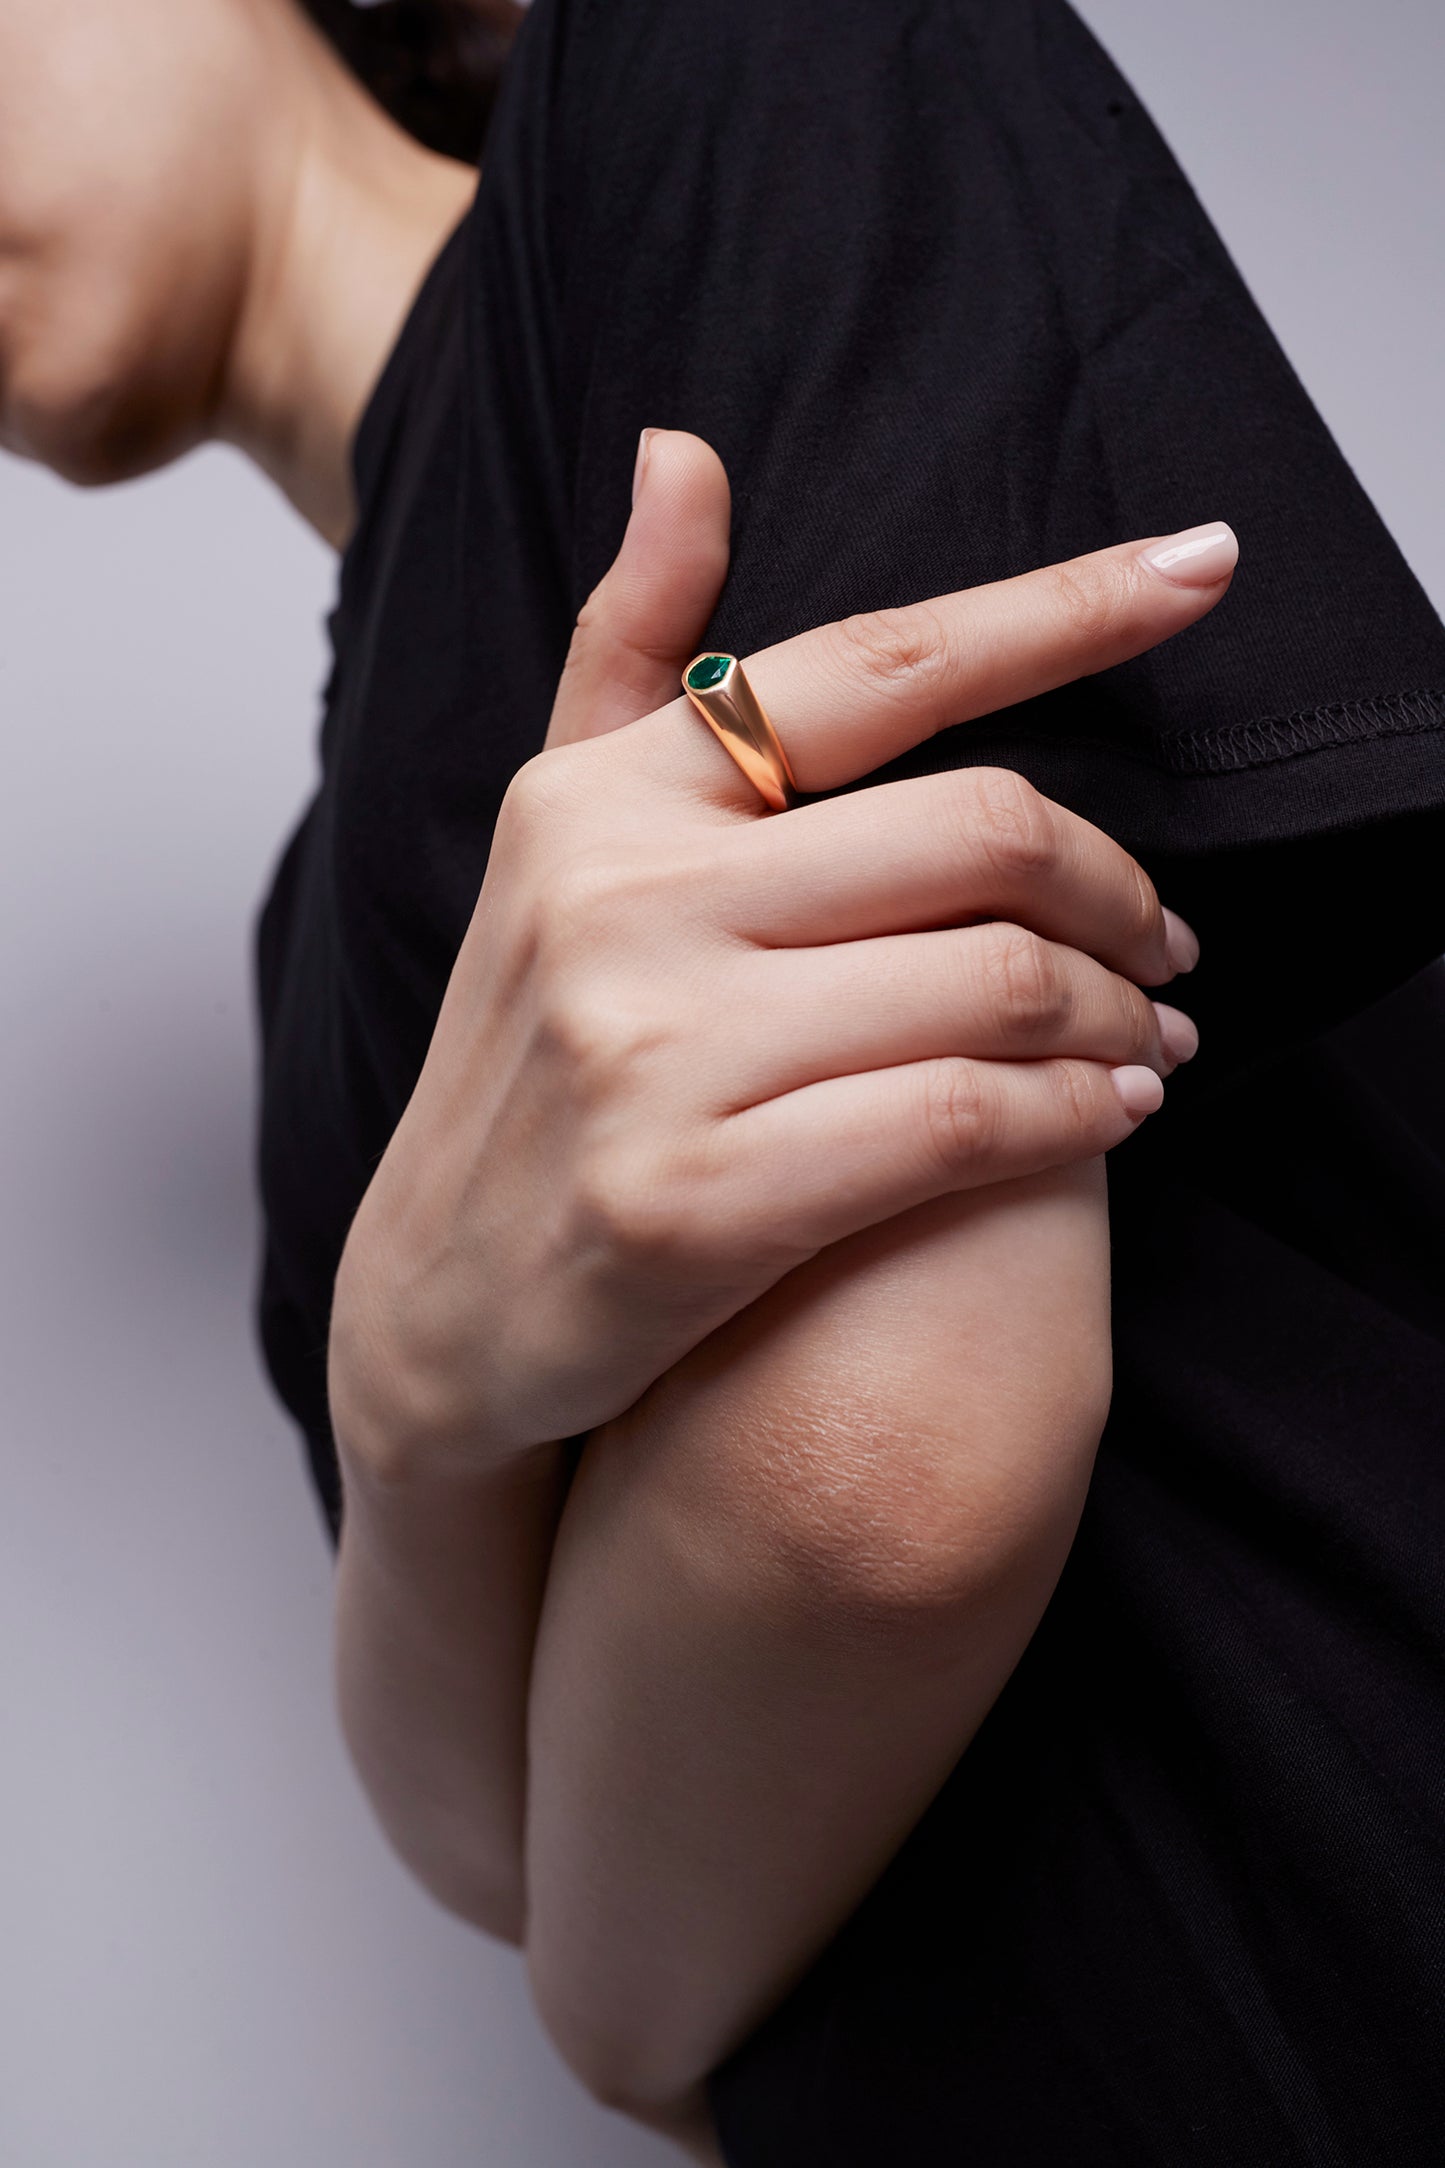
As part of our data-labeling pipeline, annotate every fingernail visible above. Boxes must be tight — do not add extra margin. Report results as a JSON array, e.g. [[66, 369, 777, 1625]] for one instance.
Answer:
[[1151, 1002, 1199, 1066], [1141, 522, 1238, 588], [632, 427, 660, 507], [1162, 906, 1201, 975], [1112, 1065, 1166, 1121]]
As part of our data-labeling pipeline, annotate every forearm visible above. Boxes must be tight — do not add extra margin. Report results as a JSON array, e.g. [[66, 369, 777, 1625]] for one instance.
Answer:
[[524, 1169, 1112, 2113], [333, 1440, 570, 1944], [335, 1421, 727, 2164], [526, 1425, 1014, 2114]]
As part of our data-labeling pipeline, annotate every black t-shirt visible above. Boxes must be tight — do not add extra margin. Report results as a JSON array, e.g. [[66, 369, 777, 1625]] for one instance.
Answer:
[[253, 1, 1445, 2158]]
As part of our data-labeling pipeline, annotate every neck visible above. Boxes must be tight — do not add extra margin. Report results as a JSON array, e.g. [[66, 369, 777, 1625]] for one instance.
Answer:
[[218, 25, 476, 548]]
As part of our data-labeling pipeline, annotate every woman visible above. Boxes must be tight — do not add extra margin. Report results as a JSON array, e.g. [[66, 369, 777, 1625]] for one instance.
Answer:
[[4, 2, 1443, 2163]]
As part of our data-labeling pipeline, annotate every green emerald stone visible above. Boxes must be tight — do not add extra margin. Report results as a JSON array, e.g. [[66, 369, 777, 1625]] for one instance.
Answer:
[[686, 654, 732, 692]]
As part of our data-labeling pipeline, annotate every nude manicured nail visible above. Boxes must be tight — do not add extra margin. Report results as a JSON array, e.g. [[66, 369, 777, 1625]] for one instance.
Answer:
[[1162, 906, 1201, 975], [632, 427, 660, 507], [1141, 522, 1238, 587], [1152, 1003, 1200, 1066], [1112, 1065, 1166, 1121]]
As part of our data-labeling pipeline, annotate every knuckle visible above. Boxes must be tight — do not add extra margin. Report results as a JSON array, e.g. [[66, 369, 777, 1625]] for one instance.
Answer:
[[571, 1144, 693, 1269], [549, 592, 608, 711], [1053, 555, 1143, 655], [539, 980, 665, 1094], [1115, 974, 1158, 1056], [922, 1058, 997, 1173], [498, 751, 566, 837], [565, 576, 685, 676], [1047, 1057, 1102, 1138], [966, 767, 1056, 885], [1124, 854, 1164, 961], [981, 923, 1072, 1042], [835, 603, 950, 707], [570, 578, 612, 646]]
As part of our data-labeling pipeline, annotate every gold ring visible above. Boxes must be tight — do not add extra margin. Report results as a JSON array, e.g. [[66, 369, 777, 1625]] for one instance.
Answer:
[[682, 653, 800, 813]]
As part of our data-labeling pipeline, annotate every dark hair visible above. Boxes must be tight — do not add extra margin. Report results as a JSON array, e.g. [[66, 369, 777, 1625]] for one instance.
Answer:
[[299, 0, 520, 164]]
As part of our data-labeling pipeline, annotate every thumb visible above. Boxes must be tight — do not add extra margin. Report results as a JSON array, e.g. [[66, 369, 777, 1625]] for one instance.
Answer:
[[545, 429, 732, 749]]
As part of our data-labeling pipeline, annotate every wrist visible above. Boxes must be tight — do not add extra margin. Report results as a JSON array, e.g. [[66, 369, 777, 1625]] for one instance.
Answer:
[[328, 1213, 545, 1496], [331, 1326, 566, 1534], [335, 1408, 566, 1556]]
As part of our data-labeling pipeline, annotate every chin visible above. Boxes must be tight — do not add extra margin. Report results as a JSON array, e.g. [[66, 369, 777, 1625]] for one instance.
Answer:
[[3, 365, 202, 488]]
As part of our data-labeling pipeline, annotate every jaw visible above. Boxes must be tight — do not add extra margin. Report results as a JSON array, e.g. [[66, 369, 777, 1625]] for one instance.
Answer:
[[0, 251, 233, 486]]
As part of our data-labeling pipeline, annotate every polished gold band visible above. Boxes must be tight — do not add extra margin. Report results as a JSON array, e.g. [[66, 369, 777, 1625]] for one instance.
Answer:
[[682, 653, 800, 813]]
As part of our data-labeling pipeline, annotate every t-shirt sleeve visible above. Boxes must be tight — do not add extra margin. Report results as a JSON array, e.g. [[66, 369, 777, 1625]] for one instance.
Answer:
[[523, 0, 1445, 1063]]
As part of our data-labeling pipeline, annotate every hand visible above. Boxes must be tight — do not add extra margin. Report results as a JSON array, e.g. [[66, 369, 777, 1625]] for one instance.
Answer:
[[328, 433, 1229, 1481]]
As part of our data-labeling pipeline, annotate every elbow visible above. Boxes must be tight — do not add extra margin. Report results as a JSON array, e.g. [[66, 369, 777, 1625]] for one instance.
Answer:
[[720, 1403, 1107, 1668], [354, 1784, 529, 1946], [525, 1960, 625, 2113], [336, 1707, 529, 1949], [526, 1943, 708, 2120], [411, 1853, 528, 1950], [360, 1785, 529, 1948]]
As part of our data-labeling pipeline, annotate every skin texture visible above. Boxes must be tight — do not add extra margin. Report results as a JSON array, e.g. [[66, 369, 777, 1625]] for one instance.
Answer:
[[0, 18, 1228, 2153], [526, 1170, 1115, 2112], [328, 456, 1225, 1476], [0, 0, 474, 542], [332, 435, 1230, 2133]]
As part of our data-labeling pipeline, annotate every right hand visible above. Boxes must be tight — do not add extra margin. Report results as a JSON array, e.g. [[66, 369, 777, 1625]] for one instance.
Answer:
[[329, 435, 1231, 1482]]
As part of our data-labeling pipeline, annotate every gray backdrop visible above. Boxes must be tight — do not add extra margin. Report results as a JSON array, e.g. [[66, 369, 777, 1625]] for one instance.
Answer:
[[1, 3, 1440, 2163]]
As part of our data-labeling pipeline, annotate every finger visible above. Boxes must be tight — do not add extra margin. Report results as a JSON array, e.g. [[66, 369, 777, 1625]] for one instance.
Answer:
[[749, 522, 1239, 792], [711, 926, 1194, 1104], [721, 766, 1194, 984], [727, 1053, 1161, 1252], [602, 521, 1237, 805], [545, 430, 732, 750]]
